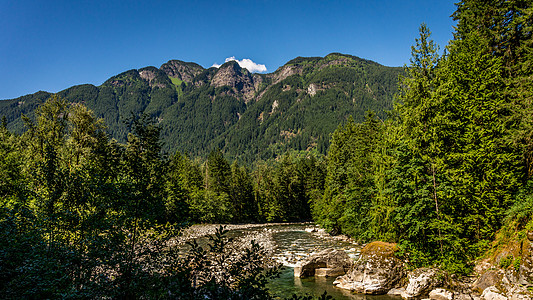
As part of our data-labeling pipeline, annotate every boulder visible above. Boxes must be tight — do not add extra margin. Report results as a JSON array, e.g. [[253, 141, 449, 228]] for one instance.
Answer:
[[471, 256, 532, 300], [333, 241, 404, 295], [294, 249, 352, 278], [402, 268, 442, 299], [481, 286, 508, 300], [473, 270, 503, 294], [429, 288, 453, 300]]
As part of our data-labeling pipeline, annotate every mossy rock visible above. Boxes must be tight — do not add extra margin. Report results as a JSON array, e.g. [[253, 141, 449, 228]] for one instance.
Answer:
[[360, 241, 398, 258]]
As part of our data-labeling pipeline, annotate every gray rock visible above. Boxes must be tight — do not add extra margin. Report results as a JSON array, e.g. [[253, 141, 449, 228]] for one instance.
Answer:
[[519, 241, 533, 285], [429, 288, 454, 300], [388, 287, 406, 296], [294, 248, 352, 278], [333, 241, 404, 295], [473, 270, 503, 294], [315, 267, 345, 277], [507, 284, 533, 300], [480, 286, 507, 300], [402, 268, 442, 299]]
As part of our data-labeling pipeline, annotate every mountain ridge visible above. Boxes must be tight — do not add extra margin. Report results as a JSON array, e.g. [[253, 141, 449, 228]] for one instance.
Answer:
[[0, 53, 403, 162]]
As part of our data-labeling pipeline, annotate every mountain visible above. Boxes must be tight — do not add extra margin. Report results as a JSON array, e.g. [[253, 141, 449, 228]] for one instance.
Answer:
[[0, 53, 403, 162]]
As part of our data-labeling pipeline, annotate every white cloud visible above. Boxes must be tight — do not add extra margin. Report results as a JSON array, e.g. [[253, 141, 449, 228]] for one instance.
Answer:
[[211, 56, 267, 73]]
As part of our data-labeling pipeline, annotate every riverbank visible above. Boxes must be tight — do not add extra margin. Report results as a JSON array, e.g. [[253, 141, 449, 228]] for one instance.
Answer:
[[176, 223, 533, 299], [176, 223, 398, 299], [176, 223, 360, 266]]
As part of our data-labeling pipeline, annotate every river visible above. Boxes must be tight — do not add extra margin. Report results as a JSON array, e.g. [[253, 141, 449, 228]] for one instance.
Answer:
[[211, 223, 398, 299]]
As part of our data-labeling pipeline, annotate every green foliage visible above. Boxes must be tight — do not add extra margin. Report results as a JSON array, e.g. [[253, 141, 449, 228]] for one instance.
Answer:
[[177, 226, 281, 299], [286, 291, 333, 300], [230, 161, 257, 223], [315, 112, 384, 239], [309, 10, 532, 275], [164, 152, 192, 223], [505, 181, 533, 229], [500, 254, 514, 269], [4, 3, 533, 280], [514, 257, 522, 272], [390, 22, 523, 272], [254, 151, 325, 222], [216, 56, 402, 163], [0, 123, 25, 204], [1, 97, 331, 298]]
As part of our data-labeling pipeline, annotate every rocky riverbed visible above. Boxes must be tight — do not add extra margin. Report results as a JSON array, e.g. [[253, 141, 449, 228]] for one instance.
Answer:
[[175, 223, 397, 299], [176, 223, 533, 300], [175, 223, 360, 267]]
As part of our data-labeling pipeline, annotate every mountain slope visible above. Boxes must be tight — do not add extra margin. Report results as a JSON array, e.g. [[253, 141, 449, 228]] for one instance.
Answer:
[[0, 53, 403, 162]]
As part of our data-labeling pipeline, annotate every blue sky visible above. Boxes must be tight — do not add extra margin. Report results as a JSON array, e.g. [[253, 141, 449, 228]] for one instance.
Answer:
[[0, 0, 456, 100]]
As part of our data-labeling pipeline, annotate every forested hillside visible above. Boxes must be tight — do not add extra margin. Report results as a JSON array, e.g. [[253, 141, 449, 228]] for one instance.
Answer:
[[0, 54, 402, 162]]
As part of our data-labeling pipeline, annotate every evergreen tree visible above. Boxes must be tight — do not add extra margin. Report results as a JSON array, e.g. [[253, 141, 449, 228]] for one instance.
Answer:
[[230, 161, 257, 222], [206, 148, 232, 195], [392, 24, 446, 261], [316, 113, 382, 238], [164, 152, 191, 223]]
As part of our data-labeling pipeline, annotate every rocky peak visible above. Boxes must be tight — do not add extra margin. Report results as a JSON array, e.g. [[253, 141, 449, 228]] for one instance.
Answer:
[[160, 60, 204, 83], [211, 61, 258, 103], [138, 67, 168, 89], [211, 61, 245, 85], [139, 67, 157, 82]]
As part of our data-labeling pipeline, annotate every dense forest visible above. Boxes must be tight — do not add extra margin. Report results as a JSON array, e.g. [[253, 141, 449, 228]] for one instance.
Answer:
[[0, 95, 327, 298], [1, 0, 533, 298], [313, 0, 533, 274]]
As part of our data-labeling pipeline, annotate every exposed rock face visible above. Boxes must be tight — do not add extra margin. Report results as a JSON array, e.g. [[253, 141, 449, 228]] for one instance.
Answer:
[[333, 241, 404, 295], [519, 239, 533, 284], [211, 61, 258, 103], [252, 74, 264, 92], [139, 69, 156, 82], [401, 268, 442, 299], [481, 286, 508, 300], [473, 270, 503, 293], [160, 60, 203, 83], [270, 64, 303, 85], [307, 84, 317, 96], [138, 68, 167, 89], [429, 288, 453, 300], [137, 67, 168, 88], [454, 293, 475, 300], [470, 267, 533, 299], [293, 249, 353, 278], [388, 288, 406, 296], [315, 267, 346, 277], [470, 238, 533, 299]]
